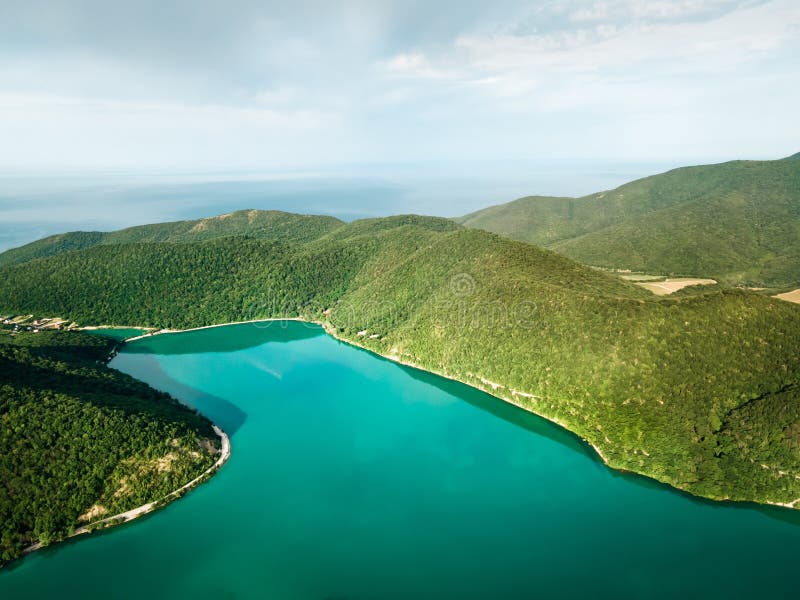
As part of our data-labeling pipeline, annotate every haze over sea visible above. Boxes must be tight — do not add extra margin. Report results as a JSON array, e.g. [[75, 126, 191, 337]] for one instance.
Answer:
[[0, 160, 679, 252]]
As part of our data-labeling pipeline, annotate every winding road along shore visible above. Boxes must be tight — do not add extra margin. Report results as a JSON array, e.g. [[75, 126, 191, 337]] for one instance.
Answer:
[[24, 425, 231, 556]]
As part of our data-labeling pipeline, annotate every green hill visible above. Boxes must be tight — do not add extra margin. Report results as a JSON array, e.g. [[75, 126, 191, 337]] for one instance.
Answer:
[[0, 327, 219, 565], [0, 209, 344, 267], [2, 213, 800, 511], [457, 156, 800, 286]]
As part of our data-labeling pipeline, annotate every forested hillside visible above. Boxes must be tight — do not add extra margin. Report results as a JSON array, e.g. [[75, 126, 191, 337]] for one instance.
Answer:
[[0, 209, 344, 267], [457, 155, 800, 286], [0, 327, 218, 565], [2, 213, 800, 509]]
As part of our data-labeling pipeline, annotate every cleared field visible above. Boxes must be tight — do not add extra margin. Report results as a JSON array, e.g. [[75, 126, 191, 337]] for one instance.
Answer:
[[637, 278, 717, 295], [775, 289, 800, 304], [620, 274, 664, 282]]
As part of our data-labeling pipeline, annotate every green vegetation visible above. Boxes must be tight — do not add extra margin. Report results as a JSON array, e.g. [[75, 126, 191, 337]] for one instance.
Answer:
[[0, 209, 344, 267], [2, 212, 800, 512], [457, 155, 800, 287], [0, 326, 218, 565]]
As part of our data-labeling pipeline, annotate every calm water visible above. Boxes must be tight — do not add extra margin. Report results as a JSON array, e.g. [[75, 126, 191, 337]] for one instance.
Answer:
[[2, 321, 800, 599]]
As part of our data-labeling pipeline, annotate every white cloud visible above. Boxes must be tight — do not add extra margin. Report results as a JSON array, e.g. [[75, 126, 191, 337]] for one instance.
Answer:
[[0, 0, 797, 167], [382, 52, 457, 80], [379, 0, 800, 101], [568, 0, 759, 23]]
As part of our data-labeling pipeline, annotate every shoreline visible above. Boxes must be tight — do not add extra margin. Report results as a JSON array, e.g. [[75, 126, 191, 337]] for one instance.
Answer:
[[120, 317, 306, 342], [111, 316, 799, 512], [78, 325, 156, 331], [22, 425, 231, 558], [106, 317, 613, 461]]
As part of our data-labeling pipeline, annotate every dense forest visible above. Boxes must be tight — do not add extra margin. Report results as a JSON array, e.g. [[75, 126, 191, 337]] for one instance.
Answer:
[[0, 327, 218, 565], [2, 211, 800, 510], [0, 209, 344, 268], [457, 155, 800, 287]]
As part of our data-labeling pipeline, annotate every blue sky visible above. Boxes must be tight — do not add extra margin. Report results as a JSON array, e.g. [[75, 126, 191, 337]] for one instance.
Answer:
[[0, 0, 798, 170]]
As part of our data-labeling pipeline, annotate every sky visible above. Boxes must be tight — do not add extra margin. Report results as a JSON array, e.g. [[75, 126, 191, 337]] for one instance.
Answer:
[[0, 0, 798, 171]]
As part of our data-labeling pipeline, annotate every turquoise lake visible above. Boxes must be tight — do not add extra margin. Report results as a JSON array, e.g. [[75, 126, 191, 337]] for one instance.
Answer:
[[2, 321, 800, 598]]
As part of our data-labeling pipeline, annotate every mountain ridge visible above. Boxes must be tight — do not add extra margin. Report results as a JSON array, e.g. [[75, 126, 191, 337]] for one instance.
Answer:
[[0, 209, 345, 268], [457, 156, 800, 286]]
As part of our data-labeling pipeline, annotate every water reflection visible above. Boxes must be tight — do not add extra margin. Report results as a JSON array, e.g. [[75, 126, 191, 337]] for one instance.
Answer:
[[124, 321, 323, 355], [111, 353, 248, 435]]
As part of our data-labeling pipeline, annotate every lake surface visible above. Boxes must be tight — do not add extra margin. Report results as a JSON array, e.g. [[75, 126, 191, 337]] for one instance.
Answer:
[[2, 321, 800, 599]]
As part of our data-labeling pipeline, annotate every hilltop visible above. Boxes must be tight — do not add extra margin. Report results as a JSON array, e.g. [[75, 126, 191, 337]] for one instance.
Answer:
[[2, 213, 800, 511], [0, 209, 344, 267], [457, 155, 800, 287]]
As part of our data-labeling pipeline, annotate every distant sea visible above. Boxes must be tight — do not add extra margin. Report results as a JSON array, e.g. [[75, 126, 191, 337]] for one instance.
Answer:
[[0, 161, 678, 252]]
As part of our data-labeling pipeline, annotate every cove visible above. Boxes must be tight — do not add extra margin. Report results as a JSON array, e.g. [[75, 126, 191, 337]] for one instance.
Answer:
[[2, 321, 800, 599]]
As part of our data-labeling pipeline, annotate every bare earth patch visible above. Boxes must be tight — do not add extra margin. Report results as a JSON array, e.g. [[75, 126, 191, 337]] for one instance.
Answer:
[[637, 278, 717, 295], [114, 478, 131, 498], [775, 289, 800, 305], [155, 452, 179, 473], [78, 504, 108, 523]]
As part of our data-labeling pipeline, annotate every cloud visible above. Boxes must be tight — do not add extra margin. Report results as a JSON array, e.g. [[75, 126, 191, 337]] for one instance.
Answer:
[[566, 0, 764, 23], [377, 0, 800, 113], [0, 0, 798, 167], [383, 53, 452, 79]]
